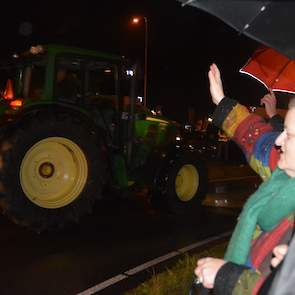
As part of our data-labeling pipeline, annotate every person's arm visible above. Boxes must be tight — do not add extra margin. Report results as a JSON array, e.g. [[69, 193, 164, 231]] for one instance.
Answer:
[[215, 245, 287, 295], [194, 257, 260, 295], [260, 91, 284, 132], [195, 243, 289, 295], [261, 90, 277, 118], [208, 64, 280, 180], [214, 262, 260, 295]]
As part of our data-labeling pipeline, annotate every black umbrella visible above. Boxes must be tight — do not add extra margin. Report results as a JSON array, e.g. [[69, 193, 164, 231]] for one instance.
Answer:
[[178, 0, 295, 60]]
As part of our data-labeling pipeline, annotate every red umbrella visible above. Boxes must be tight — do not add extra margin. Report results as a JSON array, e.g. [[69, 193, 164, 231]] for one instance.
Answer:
[[239, 46, 295, 94]]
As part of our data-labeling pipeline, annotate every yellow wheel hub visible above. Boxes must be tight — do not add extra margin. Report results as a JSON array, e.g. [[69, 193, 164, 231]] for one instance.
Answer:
[[175, 164, 199, 202], [20, 137, 88, 209]]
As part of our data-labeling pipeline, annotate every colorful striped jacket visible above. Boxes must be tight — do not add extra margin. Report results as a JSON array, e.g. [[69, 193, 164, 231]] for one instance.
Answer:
[[212, 98, 294, 295]]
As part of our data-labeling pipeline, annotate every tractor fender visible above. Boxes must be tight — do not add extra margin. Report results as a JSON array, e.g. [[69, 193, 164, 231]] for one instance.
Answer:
[[24, 103, 104, 132], [7, 103, 109, 149]]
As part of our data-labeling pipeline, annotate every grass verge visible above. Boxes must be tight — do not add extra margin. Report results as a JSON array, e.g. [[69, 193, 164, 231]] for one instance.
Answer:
[[124, 241, 227, 295]]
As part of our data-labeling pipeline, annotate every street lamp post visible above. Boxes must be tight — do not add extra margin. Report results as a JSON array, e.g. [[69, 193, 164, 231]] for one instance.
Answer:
[[132, 16, 148, 107], [143, 17, 148, 108]]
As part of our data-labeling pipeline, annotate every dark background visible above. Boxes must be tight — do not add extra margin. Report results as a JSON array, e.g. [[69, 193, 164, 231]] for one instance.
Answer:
[[1, 0, 278, 122]]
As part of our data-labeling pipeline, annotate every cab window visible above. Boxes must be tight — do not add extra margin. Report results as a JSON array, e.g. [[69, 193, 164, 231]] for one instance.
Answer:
[[54, 57, 82, 103], [85, 61, 117, 108]]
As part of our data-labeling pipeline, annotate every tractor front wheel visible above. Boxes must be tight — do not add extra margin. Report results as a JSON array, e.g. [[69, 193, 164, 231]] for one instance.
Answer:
[[165, 153, 207, 214]]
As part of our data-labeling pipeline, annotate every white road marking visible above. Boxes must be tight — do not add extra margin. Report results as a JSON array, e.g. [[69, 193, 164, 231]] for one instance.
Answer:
[[177, 231, 231, 253], [125, 251, 180, 276], [76, 231, 231, 295]]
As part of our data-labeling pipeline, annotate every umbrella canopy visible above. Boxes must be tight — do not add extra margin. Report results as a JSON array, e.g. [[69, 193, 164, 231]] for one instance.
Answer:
[[239, 46, 295, 94], [178, 0, 295, 60]]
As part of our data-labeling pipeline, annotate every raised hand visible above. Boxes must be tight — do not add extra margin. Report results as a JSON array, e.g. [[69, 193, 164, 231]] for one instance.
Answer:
[[260, 90, 277, 118], [208, 63, 225, 105]]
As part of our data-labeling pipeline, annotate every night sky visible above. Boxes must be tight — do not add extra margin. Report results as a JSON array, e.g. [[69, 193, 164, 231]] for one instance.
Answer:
[[2, 0, 272, 122]]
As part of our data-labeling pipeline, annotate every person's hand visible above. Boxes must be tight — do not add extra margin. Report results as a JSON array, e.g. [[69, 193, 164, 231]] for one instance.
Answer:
[[194, 257, 226, 289], [271, 244, 288, 268], [208, 63, 225, 105], [260, 90, 277, 118]]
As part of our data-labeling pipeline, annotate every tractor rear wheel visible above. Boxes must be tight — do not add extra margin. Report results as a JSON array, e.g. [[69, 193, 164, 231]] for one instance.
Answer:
[[0, 110, 106, 231]]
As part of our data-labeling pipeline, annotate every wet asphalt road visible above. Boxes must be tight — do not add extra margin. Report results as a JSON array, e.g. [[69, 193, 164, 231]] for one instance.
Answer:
[[0, 195, 240, 295], [0, 160, 259, 295]]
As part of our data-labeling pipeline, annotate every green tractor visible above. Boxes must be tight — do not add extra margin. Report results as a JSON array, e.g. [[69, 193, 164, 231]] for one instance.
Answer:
[[0, 44, 207, 231]]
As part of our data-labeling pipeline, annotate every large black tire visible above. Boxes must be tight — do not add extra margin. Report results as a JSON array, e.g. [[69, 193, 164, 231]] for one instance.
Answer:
[[164, 152, 207, 214], [0, 110, 106, 232]]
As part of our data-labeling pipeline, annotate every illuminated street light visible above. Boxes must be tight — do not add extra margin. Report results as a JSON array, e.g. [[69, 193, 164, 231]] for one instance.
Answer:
[[132, 16, 148, 107]]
